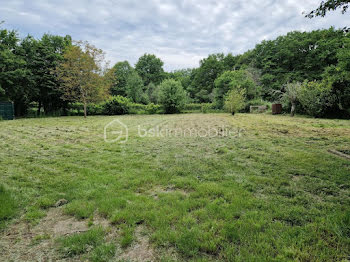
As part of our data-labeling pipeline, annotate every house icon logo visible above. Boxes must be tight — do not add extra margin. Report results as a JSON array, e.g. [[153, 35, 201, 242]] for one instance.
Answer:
[[104, 119, 128, 143]]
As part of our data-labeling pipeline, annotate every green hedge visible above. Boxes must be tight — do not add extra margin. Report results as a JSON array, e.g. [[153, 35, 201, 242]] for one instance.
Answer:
[[67, 97, 162, 116], [183, 103, 220, 113], [103, 96, 131, 115]]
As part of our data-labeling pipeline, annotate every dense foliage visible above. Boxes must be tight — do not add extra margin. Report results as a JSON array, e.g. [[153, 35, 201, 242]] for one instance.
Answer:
[[0, 23, 349, 118], [55, 41, 110, 118], [224, 88, 246, 115], [159, 79, 187, 113]]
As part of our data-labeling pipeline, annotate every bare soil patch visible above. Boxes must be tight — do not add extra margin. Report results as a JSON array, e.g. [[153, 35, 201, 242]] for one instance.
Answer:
[[0, 208, 109, 261]]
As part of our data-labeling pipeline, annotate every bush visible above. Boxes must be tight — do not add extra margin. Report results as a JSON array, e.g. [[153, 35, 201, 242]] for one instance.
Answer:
[[298, 81, 335, 117], [224, 89, 246, 115], [184, 103, 202, 111], [128, 102, 146, 114], [145, 103, 161, 114], [102, 96, 131, 115], [159, 79, 187, 114], [128, 102, 162, 114], [183, 103, 214, 113], [201, 103, 213, 113], [87, 103, 103, 115]]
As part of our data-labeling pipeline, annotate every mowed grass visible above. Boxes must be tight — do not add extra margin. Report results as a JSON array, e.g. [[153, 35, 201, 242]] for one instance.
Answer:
[[0, 113, 349, 261]]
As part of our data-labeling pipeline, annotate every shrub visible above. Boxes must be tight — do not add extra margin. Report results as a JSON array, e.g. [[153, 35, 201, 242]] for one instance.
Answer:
[[184, 103, 202, 111], [298, 81, 335, 117], [102, 96, 131, 115], [128, 102, 162, 114], [146, 103, 161, 114], [183, 103, 216, 113], [159, 79, 187, 114], [201, 103, 213, 113], [128, 102, 146, 114], [87, 103, 103, 115], [224, 88, 246, 115]]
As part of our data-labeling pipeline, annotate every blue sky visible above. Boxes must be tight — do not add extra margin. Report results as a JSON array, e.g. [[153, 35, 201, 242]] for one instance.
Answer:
[[1, 0, 349, 70]]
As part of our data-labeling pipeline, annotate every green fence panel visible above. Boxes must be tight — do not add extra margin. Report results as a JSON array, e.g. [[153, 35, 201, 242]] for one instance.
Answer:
[[0, 102, 14, 120]]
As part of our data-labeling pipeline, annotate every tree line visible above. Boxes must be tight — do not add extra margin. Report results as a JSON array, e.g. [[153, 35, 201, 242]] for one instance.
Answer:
[[1, 24, 349, 118]]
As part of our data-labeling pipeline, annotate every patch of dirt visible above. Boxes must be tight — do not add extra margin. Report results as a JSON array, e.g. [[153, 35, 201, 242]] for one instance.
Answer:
[[149, 185, 189, 200], [119, 226, 155, 262], [0, 208, 110, 262]]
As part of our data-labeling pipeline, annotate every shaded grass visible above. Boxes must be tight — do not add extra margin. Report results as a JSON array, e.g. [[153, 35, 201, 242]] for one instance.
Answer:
[[0, 113, 350, 261]]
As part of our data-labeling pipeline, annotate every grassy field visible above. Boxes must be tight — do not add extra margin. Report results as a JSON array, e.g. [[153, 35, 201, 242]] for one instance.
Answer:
[[0, 113, 349, 261]]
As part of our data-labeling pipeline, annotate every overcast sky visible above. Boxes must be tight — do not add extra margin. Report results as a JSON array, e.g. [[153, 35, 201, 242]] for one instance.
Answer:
[[1, 0, 349, 70]]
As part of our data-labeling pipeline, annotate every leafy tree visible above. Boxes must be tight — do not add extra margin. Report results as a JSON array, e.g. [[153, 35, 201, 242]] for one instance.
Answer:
[[223, 53, 238, 70], [110, 61, 134, 97], [135, 54, 164, 86], [224, 88, 246, 115], [167, 68, 194, 91], [306, 0, 349, 18], [213, 69, 259, 109], [147, 82, 161, 104], [274, 82, 302, 117], [253, 28, 345, 100], [56, 41, 109, 118], [190, 54, 225, 102], [159, 79, 187, 113], [125, 71, 148, 104], [21, 34, 72, 115], [0, 27, 30, 116], [298, 81, 335, 117], [321, 37, 350, 117]]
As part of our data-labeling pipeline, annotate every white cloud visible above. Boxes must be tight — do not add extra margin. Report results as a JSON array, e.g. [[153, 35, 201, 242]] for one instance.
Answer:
[[1, 0, 349, 70]]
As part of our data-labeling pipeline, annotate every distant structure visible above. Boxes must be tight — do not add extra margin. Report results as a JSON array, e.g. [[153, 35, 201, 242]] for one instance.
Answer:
[[0, 102, 14, 120], [250, 105, 267, 113], [272, 104, 282, 115]]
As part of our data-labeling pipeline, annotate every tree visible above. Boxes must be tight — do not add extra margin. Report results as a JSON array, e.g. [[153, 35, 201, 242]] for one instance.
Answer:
[[213, 69, 259, 109], [159, 79, 187, 113], [224, 88, 246, 115], [321, 38, 350, 118], [167, 68, 194, 92], [190, 54, 225, 102], [253, 28, 345, 100], [298, 81, 335, 117], [21, 34, 72, 115], [306, 0, 349, 18], [275, 82, 302, 117], [56, 41, 109, 118], [110, 61, 134, 97], [135, 54, 164, 86], [147, 82, 161, 104], [125, 71, 148, 104], [0, 27, 30, 116]]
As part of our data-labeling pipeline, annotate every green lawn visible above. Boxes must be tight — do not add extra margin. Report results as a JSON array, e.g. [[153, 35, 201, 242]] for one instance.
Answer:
[[0, 113, 349, 261]]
